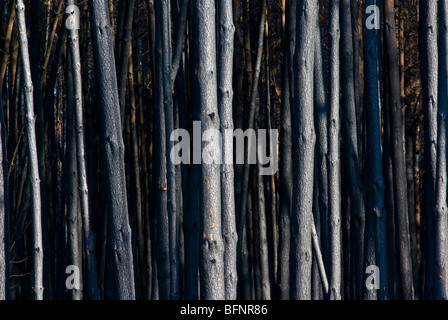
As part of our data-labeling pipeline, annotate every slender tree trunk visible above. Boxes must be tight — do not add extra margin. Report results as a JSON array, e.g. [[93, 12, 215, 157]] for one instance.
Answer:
[[155, 0, 179, 299], [364, 0, 389, 300], [276, 0, 294, 300], [328, 0, 342, 301], [152, 0, 170, 300], [65, 52, 82, 300], [217, 0, 238, 301], [419, 0, 438, 299], [0, 70, 9, 301], [290, 0, 317, 300], [340, 0, 365, 300], [89, 0, 135, 300], [0, 0, 15, 87], [67, 0, 100, 300], [434, 0, 448, 300], [15, 0, 44, 300], [384, 0, 413, 300], [192, 0, 225, 300], [313, 11, 331, 298], [171, 0, 188, 87], [29, 0, 52, 299], [117, 0, 136, 129], [236, 0, 266, 277]]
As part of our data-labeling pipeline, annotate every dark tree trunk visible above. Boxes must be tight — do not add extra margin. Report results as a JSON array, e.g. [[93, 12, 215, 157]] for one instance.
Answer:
[[117, 0, 136, 129], [434, 0, 448, 300], [276, 0, 294, 301], [0, 66, 8, 301], [384, 0, 413, 300], [89, 0, 135, 300], [340, 0, 365, 300], [363, 0, 389, 300], [155, 0, 179, 300], [236, 0, 266, 287]]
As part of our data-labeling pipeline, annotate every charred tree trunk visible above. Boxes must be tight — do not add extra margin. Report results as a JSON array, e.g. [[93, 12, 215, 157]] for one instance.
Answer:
[[340, 0, 365, 300], [363, 0, 389, 300], [434, 0, 448, 300], [384, 0, 413, 300], [89, 0, 135, 300]]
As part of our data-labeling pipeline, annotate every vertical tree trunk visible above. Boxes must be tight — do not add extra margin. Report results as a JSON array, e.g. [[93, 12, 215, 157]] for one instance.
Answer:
[[67, 0, 100, 300], [0, 1, 15, 86], [340, 0, 365, 300], [171, 0, 188, 87], [217, 0, 238, 301], [15, 0, 44, 300], [384, 0, 413, 300], [419, 0, 438, 299], [363, 0, 389, 300], [236, 0, 266, 279], [0, 68, 9, 301], [192, 0, 225, 300], [89, 0, 135, 300], [276, 0, 294, 300], [290, 0, 317, 300], [155, 0, 179, 299], [65, 52, 82, 300], [328, 0, 342, 301], [117, 0, 136, 128], [152, 0, 170, 300], [434, 0, 448, 300]]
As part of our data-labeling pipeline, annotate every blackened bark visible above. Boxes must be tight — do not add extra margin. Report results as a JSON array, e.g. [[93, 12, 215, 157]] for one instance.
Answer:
[[117, 0, 136, 128], [171, 0, 188, 87], [276, 0, 294, 300], [434, 0, 448, 300], [363, 0, 389, 300], [384, 0, 413, 299], [420, 0, 438, 300], [0, 69, 8, 301], [236, 0, 266, 276], [153, 8, 170, 301], [340, 0, 365, 300], [155, 0, 179, 300], [89, 0, 135, 300]]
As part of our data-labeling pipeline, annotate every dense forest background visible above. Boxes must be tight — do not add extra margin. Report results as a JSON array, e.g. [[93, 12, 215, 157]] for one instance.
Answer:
[[0, 0, 445, 300]]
